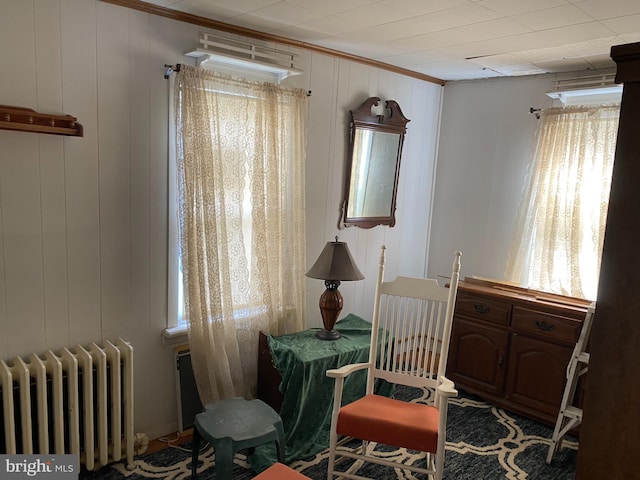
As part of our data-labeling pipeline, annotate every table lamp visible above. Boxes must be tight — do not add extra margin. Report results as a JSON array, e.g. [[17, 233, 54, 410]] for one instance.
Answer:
[[306, 237, 364, 340]]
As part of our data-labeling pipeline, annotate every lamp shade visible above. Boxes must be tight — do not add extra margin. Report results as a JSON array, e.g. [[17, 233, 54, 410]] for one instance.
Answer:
[[306, 239, 364, 281]]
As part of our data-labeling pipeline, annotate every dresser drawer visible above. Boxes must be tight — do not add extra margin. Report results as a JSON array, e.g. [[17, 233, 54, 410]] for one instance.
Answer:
[[512, 307, 581, 344], [455, 293, 511, 325]]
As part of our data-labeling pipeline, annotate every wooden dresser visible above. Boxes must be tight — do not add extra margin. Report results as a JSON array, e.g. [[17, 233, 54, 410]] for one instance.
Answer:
[[446, 278, 591, 426]]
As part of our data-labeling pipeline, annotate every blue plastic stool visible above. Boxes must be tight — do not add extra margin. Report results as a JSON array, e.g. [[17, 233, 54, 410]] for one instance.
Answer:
[[191, 397, 285, 479]]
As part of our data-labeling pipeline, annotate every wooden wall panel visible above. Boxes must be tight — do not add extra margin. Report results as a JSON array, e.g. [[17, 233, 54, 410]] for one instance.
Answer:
[[97, 3, 132, 338], [1, 134, 47, 357], [397, 82, 443, 277], [38, 134, 70, 351], [128, 10, 152, 332], [60, 0, 102, 345], [0, 1, 37, 106], [303, 53, 339, 258], [35, 1, 71, 351], [0, 2, 47, 357]]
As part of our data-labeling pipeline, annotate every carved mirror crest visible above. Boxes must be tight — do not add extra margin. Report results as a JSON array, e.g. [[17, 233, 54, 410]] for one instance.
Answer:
[[342, 97, 410, 228]]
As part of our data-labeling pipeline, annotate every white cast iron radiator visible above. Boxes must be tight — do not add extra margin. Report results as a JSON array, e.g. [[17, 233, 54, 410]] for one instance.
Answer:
[[0, 338, 136, 471]]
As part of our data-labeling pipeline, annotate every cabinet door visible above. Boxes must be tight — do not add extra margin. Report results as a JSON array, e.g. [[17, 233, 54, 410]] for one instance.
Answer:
[[447, 317, 510, 396], [505, 333, 572, 417]]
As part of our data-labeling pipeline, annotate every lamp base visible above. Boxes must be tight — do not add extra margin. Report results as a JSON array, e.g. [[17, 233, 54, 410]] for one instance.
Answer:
[[315, 329, 341, 341], [316, 282, 343, 341]]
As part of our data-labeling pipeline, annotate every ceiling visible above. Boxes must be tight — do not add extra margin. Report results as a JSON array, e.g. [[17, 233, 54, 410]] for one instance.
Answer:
[[144, 0, 640, 82]]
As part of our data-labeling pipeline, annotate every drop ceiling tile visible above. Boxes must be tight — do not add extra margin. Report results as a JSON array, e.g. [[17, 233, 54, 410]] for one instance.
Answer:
[[174, 0, 280, 15], [602, 14, 640, 34], [161, 0, 244, 18], [313, 36, 396, 58], [416, 59, 503, 80], [535, 57, 595, 71], [378, 49, 460, 66], [336, 26, 399, 44], [333, 3, 414, 28], [476, 0, 570, 16], [516, 47, 569, 63], [492, 63, 549, 75], [220, 0, 281, 11], [226, 12, 292, 32], [380, 0, 470, 16], [378, 18, 531, 56], [574, 0, 640, 20], [285, 0, 375, 15], [337, 15, 442, 44], [619, 32, 640, 43], [453, 31, 560, 57], [441, 41, 512, 60], [467, 52, 549, 75], [558, 36, 621, 57], [286, 15, 358, 37], [270, 24, 333, 42], [513, 5, 597, 30], [239, 1, 326, 26], [465, 52, 516, 67], [442, 17, 534, 43], [584, 53, 618, 69], [540, 21, 616, 45], [413, 3, 504, 32], [380, 32, 458, 53]]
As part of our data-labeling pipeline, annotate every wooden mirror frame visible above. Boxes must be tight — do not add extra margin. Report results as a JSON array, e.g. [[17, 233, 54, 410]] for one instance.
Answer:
[[342, 97, 410, 229]]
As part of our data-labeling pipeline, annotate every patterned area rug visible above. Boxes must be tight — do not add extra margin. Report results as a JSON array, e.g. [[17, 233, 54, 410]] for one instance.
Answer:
[[80, 386, 577, 480]]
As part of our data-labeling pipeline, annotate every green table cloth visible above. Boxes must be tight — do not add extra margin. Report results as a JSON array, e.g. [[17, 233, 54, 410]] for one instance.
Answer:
[[250, 314, 393, 471]]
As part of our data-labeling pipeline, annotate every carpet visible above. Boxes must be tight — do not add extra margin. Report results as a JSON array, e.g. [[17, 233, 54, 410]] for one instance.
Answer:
[[80, 386, 577, 479]]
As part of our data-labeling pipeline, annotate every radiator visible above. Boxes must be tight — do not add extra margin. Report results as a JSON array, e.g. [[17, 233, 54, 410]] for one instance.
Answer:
[[174, 345, 203, 433], [0, 338, 135, 471]]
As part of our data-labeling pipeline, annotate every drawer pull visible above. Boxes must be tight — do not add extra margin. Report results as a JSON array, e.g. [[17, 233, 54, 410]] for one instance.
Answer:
[[473, 304, 490, 314], [535, 320, 555, 332]]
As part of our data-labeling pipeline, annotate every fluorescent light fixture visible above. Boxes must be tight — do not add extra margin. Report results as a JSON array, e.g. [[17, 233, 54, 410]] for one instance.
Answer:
[[185, 33, 303, 82]]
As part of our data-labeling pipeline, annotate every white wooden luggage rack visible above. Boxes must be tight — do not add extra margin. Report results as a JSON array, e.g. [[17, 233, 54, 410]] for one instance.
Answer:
[[546, 302, 596, 464]]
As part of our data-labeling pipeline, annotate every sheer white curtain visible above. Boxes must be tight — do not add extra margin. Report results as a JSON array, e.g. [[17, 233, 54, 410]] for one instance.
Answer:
[[174, 65, 307, 404], [505, 104, 620, 300]]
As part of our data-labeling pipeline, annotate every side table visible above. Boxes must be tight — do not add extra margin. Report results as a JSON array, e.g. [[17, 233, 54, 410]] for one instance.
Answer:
[[253, 314, 393, 470]]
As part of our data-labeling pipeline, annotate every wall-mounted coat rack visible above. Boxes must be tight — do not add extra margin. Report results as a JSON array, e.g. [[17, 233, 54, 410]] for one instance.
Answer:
[[0, 105, 83, 137]]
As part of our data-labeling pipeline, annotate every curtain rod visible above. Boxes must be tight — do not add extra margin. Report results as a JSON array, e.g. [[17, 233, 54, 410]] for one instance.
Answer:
[[163, 63, 312, 95], [164, 64, 181, 79]]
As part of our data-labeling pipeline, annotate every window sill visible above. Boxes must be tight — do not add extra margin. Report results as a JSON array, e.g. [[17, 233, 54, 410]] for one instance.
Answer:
[[163, 325, 188, 345]]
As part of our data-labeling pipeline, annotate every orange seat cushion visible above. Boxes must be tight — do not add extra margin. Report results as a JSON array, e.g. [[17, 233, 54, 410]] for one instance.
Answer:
[[337, 394, 439, 453], [253, 462, 310, 480]]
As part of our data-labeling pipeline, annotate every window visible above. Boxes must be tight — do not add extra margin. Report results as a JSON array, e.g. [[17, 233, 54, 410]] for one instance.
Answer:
[[505, 102, 620, 300], [165, 66, 307, 344], [167, 94, 256, 332]]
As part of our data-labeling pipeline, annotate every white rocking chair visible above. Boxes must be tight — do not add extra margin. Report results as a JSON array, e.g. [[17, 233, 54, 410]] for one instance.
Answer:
[[326, 247, 462, 480]]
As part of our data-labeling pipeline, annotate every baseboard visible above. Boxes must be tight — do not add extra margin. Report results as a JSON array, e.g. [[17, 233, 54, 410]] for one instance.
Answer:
[[146, 429, 194, 454]]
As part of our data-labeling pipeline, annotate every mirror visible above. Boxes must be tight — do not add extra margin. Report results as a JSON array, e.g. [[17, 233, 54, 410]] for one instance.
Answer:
[[342, 97, 410, 228]]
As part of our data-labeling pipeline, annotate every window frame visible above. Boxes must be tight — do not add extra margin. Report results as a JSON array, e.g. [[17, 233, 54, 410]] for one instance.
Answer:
[[164, 67, 295, 341]]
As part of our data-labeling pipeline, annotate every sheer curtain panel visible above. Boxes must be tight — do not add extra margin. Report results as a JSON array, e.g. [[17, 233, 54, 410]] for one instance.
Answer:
[[174, 65, 308, 404], [505, 104, 620, 300]]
